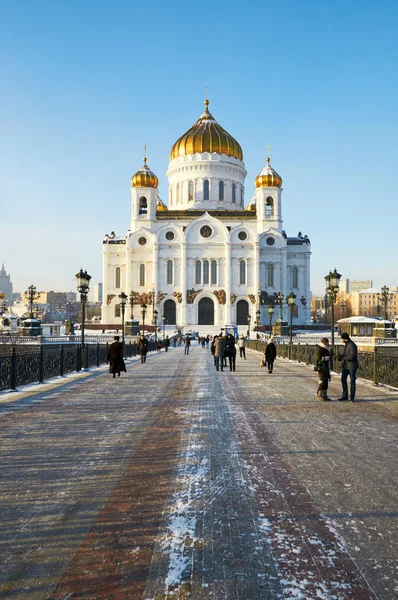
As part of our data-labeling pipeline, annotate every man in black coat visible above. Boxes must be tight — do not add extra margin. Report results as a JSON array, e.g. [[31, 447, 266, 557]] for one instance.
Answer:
[[137, 335, 149, 363], [265, 337, 277, 373], [107, 336, 126, 378], [338, 332, 359, 402], [315, 337, 332, 401]]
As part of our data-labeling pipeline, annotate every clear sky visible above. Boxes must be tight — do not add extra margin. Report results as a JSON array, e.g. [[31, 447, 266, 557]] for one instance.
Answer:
[[1, 0, 397, 298]]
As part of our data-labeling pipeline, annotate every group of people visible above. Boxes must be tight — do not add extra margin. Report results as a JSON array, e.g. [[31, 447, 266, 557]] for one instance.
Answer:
[[210, 334, 237, 371], [315, 332, 359, 402]]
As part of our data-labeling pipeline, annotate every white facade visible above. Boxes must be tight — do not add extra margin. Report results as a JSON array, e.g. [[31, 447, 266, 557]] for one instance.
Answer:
[[101, 101, 311, 329]]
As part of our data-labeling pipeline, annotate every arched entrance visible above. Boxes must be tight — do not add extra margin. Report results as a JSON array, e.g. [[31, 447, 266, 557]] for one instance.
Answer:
[[236, 299, 249, 325], [198, 297, 214, 325], [163, 299, 176, 325]]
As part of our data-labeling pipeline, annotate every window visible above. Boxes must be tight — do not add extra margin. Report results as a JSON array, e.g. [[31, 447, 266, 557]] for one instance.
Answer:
[[115, 304, 121, 318], [139, 196, 147, 215], [204, 179, 209, 200], [211, 260, 217, 284], [195, 260, 202, 284], [189, 180, 194, 202], [232, 183, 236, 203], [203, 260, 209, 284], [167, 260, 173, 284], [265, 196, 274, 217], [240, 260, 246, 285], [115, 267, 121, 288], [292, 267, 298, 289], [267, 264, 274, 287], [139, 264, 145, 287], [219, 180, 224, 201]]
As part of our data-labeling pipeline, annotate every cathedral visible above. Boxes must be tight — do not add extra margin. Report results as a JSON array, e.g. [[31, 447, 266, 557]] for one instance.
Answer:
[[101, 98, 311, 330]]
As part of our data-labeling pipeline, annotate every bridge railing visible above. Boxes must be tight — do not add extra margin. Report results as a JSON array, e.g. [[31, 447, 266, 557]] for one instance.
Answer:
[[0, 340, 156, 392], [247, 341, 398, 389]]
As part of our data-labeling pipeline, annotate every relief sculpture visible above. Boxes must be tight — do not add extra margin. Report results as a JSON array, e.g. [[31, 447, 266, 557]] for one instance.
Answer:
[[213, 289, 226, 305], [186, 288, 203, 304]]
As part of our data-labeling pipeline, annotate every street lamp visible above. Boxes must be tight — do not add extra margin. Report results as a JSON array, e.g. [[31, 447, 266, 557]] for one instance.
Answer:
[[153, 308, 158, 347], [287, 292, 296, 358], [324, 268, 341, 348], [141, 303, 147, 336], [256, 308, 261, 340], [277, 292, 284, 320], [25, 285, 39, 319], [162, 314, 166, 341], [75, 268, 91, 368], [129, 291, 135, 320], [247, 313, 251, 339], [268, 304, 274, 336], [118, 292, 127, 343], [378, 285, 390, 320]]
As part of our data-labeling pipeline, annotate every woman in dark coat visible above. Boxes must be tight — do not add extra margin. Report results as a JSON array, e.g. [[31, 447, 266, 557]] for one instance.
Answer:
[[107, 336, 126, 378], [265, 337, 277, 373], [315, 337, 332, 401], [225, 334, 237, 371]]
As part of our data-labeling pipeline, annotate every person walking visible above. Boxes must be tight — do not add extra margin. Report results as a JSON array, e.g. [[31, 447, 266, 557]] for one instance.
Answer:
[[215, 335, 226, 371], [265, 337, 277, 373], [338, 332, 359, 402], [210, 336, 217, 365], [137, 334, 149, 363], [184, 335, 191, 355], [315, 337, 332, 401], [238, 335, 247, 359], [225, 334, 236, 371], [107, 336, 126, 378], [164, 335, 170, 352]]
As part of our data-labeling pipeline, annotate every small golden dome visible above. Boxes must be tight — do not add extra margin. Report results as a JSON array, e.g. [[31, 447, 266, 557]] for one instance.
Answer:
[[131, 158, 159, 188], [157, 196, 168, 211], [246, 197, 256, 211], [255, 158, 282, 188], [170, 99, 243, 161]]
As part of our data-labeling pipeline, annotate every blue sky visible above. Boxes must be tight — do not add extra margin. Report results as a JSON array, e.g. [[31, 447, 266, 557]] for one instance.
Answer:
[[1, 0, 397, 297]]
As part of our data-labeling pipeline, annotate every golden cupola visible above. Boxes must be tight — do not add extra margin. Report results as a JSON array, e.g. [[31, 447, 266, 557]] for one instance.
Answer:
[[131, 157, 159, 188], [170, 99, 243, 161], [156, 196, 168, 212], [255, 158, 282, 188]]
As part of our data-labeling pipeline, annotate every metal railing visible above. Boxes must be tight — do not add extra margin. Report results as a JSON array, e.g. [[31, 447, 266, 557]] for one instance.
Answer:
[[247, 341, 398, 389]]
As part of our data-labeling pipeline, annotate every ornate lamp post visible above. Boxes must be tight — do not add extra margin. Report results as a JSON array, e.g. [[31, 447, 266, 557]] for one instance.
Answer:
[[75, 269, 91, 368], [25, 285, 39, 318], [162, 314, 166, 341], [247, 313, 251, 339], [256, 308, 261, 339], [141, 303, 147, 336], [277, 292, 284, 320], [129, 291, 135, 320], [325, 268, 341, 349], [153, 308, 158, 347], [378, 285, 390, 320], [287, 292, 296, 358], [268, 304, 274, 336], [118, 292, 127, 343]]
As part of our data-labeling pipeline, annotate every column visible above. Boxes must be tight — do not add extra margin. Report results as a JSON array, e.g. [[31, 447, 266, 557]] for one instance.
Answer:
[[181, 242, 187, 325], [225, 243, 231, 324]]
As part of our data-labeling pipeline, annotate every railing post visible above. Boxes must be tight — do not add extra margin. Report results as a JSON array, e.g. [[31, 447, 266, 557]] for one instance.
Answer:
[[128, 341, 131, 358], [106, 342, 109, 364], [297, 343, 301, 362], [76, 345, 81, 372], [60, 345, 64, 377], [39, 346, 44, 383], [305, 343, 309, 365], [9, 348, 17, 392], [373, 346, 378, 386], [133, 341, 136, 357], [96, 343, 100, 367], [84, 345, 89, 370]]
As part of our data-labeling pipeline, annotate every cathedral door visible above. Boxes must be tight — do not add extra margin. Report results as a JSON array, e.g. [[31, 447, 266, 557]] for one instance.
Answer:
[[198, 297, 214, 325], [163, 299, 176, 325], [236, 299, 249, 325]]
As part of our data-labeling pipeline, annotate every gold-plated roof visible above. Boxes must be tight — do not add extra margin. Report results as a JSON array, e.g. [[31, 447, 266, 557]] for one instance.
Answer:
[[157, 196, 168, 211], [170, 100, 243, 161], [131, 158, 159, 188], [246, 197, 256, 211], [255, 158, 282, 188]]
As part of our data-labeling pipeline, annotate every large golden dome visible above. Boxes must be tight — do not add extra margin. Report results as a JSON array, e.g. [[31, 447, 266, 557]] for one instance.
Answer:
[[131, 158, 159, 188], [255, 158, 282, 188], [170, 100, 243, 161]]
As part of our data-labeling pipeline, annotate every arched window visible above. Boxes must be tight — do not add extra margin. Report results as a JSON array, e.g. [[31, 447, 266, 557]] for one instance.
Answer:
[[267, 264, 274, 287], [203, 260, 209, 284], [240, 260, 246, 285], [219, 180, 224, 201], [203, 179, 209, 201], [115, 304, 121, 318], [189, 180, 194, 202], [139, 196, 147, 215], [139, 264, 145, 287], [232, 183, 236, 203], [195, 260, 201, 284], [115, 267, 121, 289], [211, 260, 217, 284], [167, 260, 173, 284], [265, 196, 274, 217], [292, 267, 298, 289]]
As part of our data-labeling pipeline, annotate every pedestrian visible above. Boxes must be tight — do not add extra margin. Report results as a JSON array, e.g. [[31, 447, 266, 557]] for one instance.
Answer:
[[210, 335, 217, 365], [238, 335, 247, 359], [156, 339, 162, 352], [177, 336, 182, 347], [214, 335, 226, 371], [201, 336, 206, 349], [315, 337, 332, 401], [265, 337, 277, 373], [137, 334, 149, 363], [164, 335, 170, 352], [338, 332, 359, 402], [225, 334, 236, 371], [184, 335, 191, 355], [173, 336, 177, 347], [107, 335, 126, 378]]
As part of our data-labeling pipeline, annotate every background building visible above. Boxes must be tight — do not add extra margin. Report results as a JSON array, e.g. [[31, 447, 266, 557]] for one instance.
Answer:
[[0, 263, 13, 304], [94, 283, 103, 303]]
